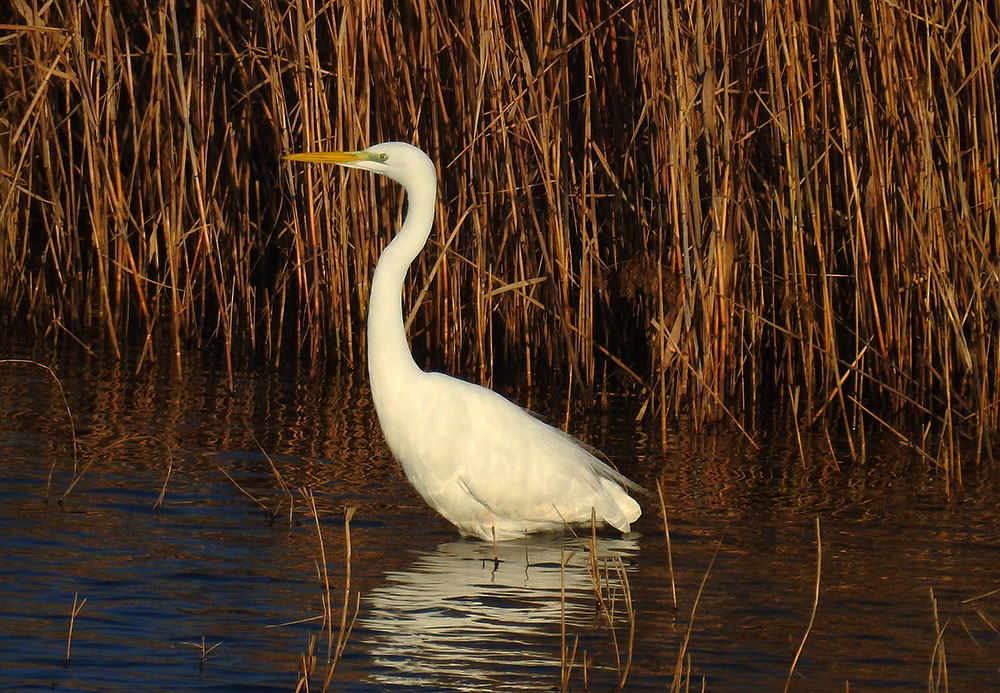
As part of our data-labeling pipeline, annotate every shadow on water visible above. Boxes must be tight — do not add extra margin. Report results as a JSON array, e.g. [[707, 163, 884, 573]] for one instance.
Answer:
[[0, 350, 998, 690]]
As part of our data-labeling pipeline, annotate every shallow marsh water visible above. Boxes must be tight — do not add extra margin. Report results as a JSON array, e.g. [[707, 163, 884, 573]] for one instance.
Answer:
[[1, 354, 998, 691]]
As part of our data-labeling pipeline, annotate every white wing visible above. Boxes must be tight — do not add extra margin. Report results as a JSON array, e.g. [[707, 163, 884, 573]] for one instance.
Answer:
[[387, 372, 641, 539]]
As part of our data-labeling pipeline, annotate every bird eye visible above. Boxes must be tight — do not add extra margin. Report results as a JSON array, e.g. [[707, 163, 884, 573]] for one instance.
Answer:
[[377, 153, 389, 162]]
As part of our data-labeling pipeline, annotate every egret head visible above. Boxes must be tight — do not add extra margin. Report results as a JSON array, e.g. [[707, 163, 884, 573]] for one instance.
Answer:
[[285, 141, 435, 191]]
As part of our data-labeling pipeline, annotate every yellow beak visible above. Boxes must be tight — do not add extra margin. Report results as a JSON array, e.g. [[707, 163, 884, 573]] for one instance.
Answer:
[[284, 150, 367, 164]]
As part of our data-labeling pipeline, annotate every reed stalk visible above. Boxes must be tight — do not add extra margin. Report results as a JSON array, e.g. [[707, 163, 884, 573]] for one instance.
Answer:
[[657, 480, 678, 610], [785, 517, 822, 692], [670, 538, 721, 692], [1, 1, 997, 470], [65, 592, 86, 664]]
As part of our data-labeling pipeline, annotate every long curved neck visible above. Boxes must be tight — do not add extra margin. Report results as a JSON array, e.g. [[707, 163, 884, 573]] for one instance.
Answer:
[[366, 178, 436, 401]]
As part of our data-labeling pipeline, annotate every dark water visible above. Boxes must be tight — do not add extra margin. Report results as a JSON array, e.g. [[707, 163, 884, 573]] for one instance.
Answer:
[[1, 354, 998, 691]]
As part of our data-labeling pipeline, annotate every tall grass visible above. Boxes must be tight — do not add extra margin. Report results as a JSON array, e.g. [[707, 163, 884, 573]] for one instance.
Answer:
[[1, 0, 997, 473]]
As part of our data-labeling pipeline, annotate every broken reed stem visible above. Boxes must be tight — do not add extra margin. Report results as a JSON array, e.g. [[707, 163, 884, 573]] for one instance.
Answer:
[[0, 360, 80, 499], [329, 506, 358, 686], [928, 587, 949, 692], [670, 538, 723, 693], [153, 461, 172, 511], [180, 636, 222, 664], [614, 556, 636, 691], [302, 490, 358, 691], [304, 489, 333, 672], [791, 387, 807, 470], [785, 517, 822, 692], [255, 434, 296, 525], [926, 588, 999, 692], [57, 459, 95, 505], [219, 466, 270, 515], [583, 513, 637, 686], [65, 592, 87, 664], [657, 479, 678, 610], [559, 548, 579, 691]]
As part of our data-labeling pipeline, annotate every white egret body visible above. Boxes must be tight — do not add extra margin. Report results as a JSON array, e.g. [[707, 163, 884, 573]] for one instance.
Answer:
[[287, 142, 641, 540]]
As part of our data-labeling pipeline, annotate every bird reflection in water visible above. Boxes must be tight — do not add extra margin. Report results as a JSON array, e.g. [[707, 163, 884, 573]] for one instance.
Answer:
[[356, 534, 638, 690]]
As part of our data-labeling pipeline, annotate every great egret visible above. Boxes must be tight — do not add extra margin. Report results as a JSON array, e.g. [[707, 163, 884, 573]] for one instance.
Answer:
[[286, 142, 641, 540]]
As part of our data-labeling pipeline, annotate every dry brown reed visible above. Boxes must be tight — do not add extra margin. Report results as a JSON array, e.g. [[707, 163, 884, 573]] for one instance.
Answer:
[[153, 460, 172, 512], [2, 1, 998, 473], [581, 518, 637, 689], [558, 547, 579, 691], [657, 479, 678, 609], [785, 517, 822, 692], [65, 591, 86, 664], [928, 587, 1000, 692], [560, 527, 636, 691], [0, 360, 80, 498], [670, 538, 721, 692], [296, 495, 359, 692], [180, 636, 222, 667], [929, 588, 948, 691]]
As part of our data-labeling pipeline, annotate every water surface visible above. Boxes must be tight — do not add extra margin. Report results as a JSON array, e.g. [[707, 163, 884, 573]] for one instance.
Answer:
[[1, 354, 998, 690]]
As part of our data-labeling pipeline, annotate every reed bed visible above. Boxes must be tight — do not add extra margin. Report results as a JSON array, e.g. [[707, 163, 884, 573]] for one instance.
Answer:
[[1, 0, 997, 474]]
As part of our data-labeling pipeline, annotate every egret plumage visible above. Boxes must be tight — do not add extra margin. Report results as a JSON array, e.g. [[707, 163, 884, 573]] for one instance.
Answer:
[[286, 142, 641, 540]]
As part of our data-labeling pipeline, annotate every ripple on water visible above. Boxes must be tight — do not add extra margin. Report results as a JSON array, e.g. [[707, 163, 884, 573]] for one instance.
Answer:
[[0, 358, 998, 690]]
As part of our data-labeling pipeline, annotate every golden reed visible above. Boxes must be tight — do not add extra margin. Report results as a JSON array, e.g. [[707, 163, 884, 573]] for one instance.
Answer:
[[1, 1, 996, 478]]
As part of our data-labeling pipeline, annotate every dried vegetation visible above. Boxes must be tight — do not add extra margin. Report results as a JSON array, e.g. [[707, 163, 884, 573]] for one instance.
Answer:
[[1, 0, 997, 475]]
